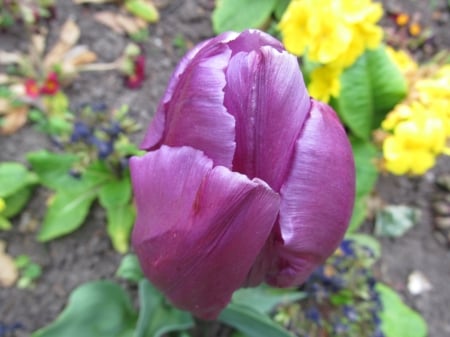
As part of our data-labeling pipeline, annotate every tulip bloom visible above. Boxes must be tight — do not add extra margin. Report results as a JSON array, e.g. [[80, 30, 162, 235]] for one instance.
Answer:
[[131, 30, 355, 319]]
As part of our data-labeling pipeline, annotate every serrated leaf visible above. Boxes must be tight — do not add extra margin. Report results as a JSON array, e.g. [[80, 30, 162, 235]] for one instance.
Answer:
[[333, 45, 407, 140], [0, 162, 37, 197], [2, 186, 33, 218], [125, 0, 159, 23], [116, 254, 144, 282], [38, 189, 97, 241], [212, 0, 277, 33], [375, 205, 420, 238], [105, 203, 135, 253], [135, 279, 194, 337], [31, 281, 137, 337], [219, 303, 294, 337], [231, 285, 306, 315], [27, 151, 80, 190], [377, 283, 427, 337]]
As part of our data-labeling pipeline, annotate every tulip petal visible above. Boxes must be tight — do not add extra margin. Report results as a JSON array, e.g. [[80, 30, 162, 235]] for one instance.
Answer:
[[224, 46, 311, 191], [140, 38, 236, 168], [268, 100, 355, 287], [130, 146, 280, 319]]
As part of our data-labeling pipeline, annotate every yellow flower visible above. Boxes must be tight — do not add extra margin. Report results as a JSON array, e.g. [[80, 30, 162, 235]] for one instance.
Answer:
[[385, 46, 418, 75], [308, 65, 342, 102]]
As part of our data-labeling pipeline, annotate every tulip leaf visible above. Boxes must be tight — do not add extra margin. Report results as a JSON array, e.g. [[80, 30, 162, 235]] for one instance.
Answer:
[[116, 254, 144, 283], [376, 283, 427, 337], [31, 281, 137, 337], [135, 279, 194, 337], [27, 150, 80, 190], [219, 303, 294, 337], [105, 203, 135, 253], [212, 0, 278, 33], [348, 138, 378, 232], [333, 45, 407, 140], [374, 205, 420, 238], [231, 285, 306, 315], [2, 186, 33, 218], [0, 162, 38, 198]]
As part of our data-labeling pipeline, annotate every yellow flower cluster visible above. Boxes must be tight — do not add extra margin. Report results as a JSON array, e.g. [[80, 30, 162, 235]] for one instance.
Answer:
[[279, 0, 384, 102], [382, 48, 450, 175]]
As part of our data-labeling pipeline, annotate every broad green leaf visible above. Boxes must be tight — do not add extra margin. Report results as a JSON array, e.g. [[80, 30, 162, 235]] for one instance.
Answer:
[[219, 303, 294, 337], [116, 254, 144, 283], [31, 281, 137, 337], [347, 138, 378, 232], [375, 205, 420, 238], [125, 0, 159, 23], [212, 0, 278, 33], [2, 186, 33, 218], [83, 161, 115, 186], [273, 0, 290, 20], [0, 162, 37, 197], [333, 45, 407, 140], [231, 285, 306, 315], [27, 151, 80, 190], [99, 174, 132, 208], [377, 283, 427, 337], [106, 204, 135, 253], [135, 279, 194, 337], [38, 188, 97, 241]]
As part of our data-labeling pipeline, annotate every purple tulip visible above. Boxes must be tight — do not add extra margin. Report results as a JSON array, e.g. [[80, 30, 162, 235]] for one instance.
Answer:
[[130, 30, 355, 319]]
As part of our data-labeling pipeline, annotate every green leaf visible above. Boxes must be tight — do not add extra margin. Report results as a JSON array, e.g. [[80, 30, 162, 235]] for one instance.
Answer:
[[98, 174, 132, 208], [135, 279, 194, 337], [0, 216, 12, 230], [377, 283, 427, 337], [38, 188, 97, 241], [27, 151, 80, 190], [212, 0, 278, 33], [231, 285, 306, 315], [273, 0, 290, 20], [116, 254, 144, 283], [0, 162, 37, 197], [333, 45, 407, 140], [125, 0, 159, 23], [31, 281, 137, 337], [375, 205, 421, 238], [105, 204, 135, 253], [347, 138, 378, 232], [2, 186, 33, 218], [219, 303, 294, 337]]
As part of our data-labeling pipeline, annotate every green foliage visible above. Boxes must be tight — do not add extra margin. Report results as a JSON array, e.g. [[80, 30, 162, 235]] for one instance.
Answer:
[[347, 138, 379, 232], [31, 281, 138, 337], [212, 0, 278, 33], [377, 283, 427, 337], [14, 255, 42, 288], [27, 150, 135, 252], [375, 205, 421, 238], [116, 254, 144, 283], [332, 45, 407, 140], [124, 0, 159, 23], [0, 162, 37, 229], [219, 303, 294, 337], [135, 279, 194, 337]]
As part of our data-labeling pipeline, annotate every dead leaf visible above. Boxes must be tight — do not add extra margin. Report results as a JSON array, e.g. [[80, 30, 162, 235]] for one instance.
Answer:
[[31, 33, 47, 59], [0, 240, 18, 287], [0, 51, 23, 65], [0, 105, 28, 135], [44, 19, 81, 70], [61, 46, 98, 75], [0, 98, 11, 113], [95, 11, 147, 36]]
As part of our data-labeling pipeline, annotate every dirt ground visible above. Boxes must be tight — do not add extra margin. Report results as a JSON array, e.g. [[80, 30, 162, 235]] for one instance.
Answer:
[[0, 0, 449, 336]]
